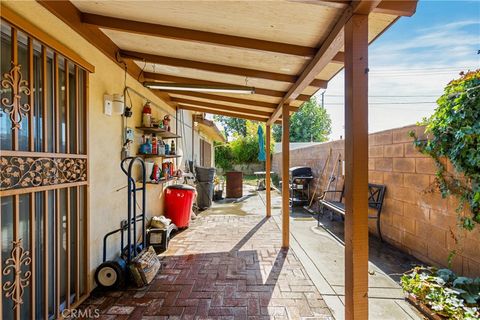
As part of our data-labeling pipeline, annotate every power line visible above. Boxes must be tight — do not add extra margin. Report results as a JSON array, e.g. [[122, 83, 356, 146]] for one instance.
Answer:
[[326, 101, 436, 105], [368, 66, 477, 72], [326, 94, 438, 97]]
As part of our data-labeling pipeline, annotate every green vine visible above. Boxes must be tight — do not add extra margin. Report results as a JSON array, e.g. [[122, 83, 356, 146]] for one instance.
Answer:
[[410, 70, 480, 231]]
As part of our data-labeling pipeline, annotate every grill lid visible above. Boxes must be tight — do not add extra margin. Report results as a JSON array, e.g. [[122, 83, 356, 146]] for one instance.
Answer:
[[289, 166, 313, 178]]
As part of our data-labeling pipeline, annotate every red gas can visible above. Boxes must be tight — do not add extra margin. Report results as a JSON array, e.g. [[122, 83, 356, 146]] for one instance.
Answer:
[[164, 185, 196, 228]]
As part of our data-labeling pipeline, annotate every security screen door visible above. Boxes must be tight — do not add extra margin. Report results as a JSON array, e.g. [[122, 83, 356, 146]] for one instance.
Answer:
[[0, 18, 89, 320]]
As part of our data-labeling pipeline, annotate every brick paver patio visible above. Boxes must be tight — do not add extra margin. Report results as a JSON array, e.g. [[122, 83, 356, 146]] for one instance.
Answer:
[[80, 210, 333, 319]]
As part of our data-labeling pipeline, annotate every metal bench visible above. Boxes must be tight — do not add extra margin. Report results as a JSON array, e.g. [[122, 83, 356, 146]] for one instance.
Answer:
[[318, 183, 387, 242]]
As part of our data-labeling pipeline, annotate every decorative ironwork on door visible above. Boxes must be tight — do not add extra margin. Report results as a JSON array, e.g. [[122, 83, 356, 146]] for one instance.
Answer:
[[2, 240, 31, 309], [1, 63, 31, 130], [0, 17, 89, 320]]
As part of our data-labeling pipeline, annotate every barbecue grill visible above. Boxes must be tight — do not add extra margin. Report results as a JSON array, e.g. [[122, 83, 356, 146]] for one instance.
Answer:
[[289, 166, 314, 206]]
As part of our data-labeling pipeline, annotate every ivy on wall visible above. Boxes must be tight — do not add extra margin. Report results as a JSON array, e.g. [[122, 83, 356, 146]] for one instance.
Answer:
[[411, 70, 480, 231]]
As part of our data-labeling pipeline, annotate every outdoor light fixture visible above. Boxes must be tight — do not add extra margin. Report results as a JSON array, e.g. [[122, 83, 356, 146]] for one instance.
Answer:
[[143, 82, 255, 94]]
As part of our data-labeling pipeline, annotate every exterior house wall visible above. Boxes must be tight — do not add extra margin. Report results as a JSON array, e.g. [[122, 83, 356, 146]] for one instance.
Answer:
[[272, 124, 480, 277], [2, 0, 216, 290]]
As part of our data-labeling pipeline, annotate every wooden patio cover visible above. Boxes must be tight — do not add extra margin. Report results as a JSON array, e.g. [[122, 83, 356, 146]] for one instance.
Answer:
[[38, 1, 418, 319], [39, 0, 416, 124]]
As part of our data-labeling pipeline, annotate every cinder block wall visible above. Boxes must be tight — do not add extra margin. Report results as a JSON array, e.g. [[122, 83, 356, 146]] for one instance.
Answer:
[[272, 124, 480, 277]]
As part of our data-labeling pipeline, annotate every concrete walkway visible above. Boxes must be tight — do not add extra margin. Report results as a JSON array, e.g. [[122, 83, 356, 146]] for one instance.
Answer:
[[260, 188, 423, 320]]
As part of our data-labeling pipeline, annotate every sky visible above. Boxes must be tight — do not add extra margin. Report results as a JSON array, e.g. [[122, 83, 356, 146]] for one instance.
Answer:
[[319, 0, 480, 140]]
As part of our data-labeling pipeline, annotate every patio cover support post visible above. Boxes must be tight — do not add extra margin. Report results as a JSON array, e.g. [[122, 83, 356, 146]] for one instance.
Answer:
[[344, 14, 369, 320], [281, 106, 290, 248], [266, 125, 272, 217]]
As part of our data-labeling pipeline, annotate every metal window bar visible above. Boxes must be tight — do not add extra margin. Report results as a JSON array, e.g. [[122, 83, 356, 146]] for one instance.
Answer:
[[0, 19, 90, 319]]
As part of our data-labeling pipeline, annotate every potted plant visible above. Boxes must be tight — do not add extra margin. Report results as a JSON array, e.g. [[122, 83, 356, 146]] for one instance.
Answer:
[[213, 176, 224, 201]]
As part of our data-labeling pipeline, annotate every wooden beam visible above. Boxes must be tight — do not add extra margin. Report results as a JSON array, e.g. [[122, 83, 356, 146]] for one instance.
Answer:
[[281, 105, 290, 248], [177, 104, 270, 122], [120, 50, 297, 83], [268, 5, 351, 124], [0, 4, 94, 72], [81, 13, 316, 58], [268, 0, 381, 125], [171, 97, 272, 117], [289, 0, 418, 16], [375, 0, 418, 17], [266, 125, 272, 218], [167, 91, 278, 109], [143, 72, 313, 100], [353, 0, 383, 14], [344, 14, 369, 320], [310, 79, 329, 88], [36, 0, 173, 104], [332, 51, 344, 64], [287, 0, 348, 9]]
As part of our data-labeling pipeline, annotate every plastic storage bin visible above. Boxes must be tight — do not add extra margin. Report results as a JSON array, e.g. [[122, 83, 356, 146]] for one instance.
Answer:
[[164, 185, 196, 228], [196, 181, 214, 210], [195, 166, 216, 182]]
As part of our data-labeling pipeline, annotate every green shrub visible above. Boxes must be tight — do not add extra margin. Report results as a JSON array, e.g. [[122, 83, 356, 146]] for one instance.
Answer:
[[230, 134, 260, 164], [214, 121, 275, 170], [214, 142, 234, 171]]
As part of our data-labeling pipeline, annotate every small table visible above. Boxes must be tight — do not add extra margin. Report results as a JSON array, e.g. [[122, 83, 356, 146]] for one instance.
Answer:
[[253, 171, 274, 191]]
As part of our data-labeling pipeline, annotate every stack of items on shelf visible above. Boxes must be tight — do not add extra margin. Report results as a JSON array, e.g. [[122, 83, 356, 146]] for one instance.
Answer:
[[136, 101, 182, 184], [141, 101, 172, 131], [138, 135, 176, 156], [148, 160, 176, 183]]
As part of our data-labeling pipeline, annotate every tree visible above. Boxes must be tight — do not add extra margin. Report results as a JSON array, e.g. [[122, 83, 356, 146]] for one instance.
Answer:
[[214, 120, 275, 170], [273, 97, 331, 142], [213, 116, 246, 138]]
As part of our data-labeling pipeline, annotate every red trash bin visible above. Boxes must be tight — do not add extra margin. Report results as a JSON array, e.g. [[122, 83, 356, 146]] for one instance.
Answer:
[[164, 184, 196, 228]]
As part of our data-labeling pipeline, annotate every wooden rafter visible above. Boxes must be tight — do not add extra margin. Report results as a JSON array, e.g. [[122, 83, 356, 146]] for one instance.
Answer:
[[170, 97, 272, 117], [268, 0, 383, 125], [167, 92, 277, 109], [289, 0, 417, 16], [120, 50, 297, 83], [310, 79, 329, 88], [82, 13, 316, 58], [143, 72, 312, 100], [374, 0, 418, 17], [36, 0, 174, 106], [177, 104, 271, 122]]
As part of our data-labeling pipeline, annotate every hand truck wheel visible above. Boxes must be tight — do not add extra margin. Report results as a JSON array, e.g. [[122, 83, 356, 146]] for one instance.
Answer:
[[94, 259, 126, 289]]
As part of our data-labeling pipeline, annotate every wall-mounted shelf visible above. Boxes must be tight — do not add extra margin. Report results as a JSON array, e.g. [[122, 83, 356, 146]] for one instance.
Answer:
[[137, 154, 181, 159], [136, 127, 181, 139]]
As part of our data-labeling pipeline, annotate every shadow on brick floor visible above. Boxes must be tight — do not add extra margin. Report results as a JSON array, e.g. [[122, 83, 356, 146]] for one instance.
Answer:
[[79, 216, 333, 319]]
